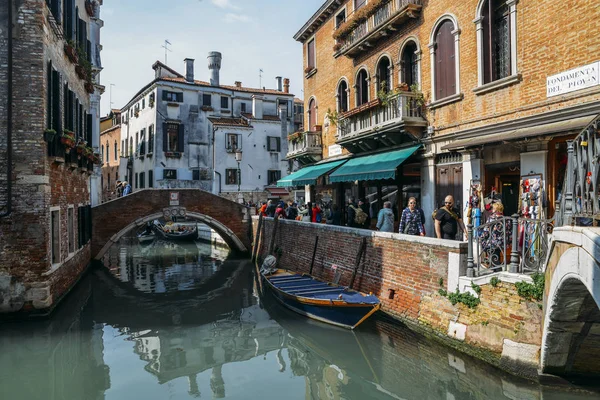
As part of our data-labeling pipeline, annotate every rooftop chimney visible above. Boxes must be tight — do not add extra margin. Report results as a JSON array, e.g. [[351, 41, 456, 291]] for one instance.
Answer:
[[283, 78, 290, 94], [276, 76, 283, 92], [252, 95, 264, 120], [235, 81, 242, 88], [184, 58, 195, 82], [207, 51, 222, 86]]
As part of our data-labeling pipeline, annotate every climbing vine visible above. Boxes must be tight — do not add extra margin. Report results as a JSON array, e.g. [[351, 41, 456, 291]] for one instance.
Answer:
[[438, 288, 481, 309], [515, 273, 545, 301]]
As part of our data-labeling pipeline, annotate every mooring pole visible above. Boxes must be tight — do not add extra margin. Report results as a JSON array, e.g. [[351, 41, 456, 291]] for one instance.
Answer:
[[308, 236, 319, 275]]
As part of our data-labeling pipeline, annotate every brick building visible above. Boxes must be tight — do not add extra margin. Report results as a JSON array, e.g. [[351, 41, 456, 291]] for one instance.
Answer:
[[289, 0, 600, 235], [0, 0, 104, 314], [100, 109, 121, 201]]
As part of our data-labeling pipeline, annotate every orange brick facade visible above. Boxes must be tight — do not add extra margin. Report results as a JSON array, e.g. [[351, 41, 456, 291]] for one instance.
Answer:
[[100, 111, 122, 201]]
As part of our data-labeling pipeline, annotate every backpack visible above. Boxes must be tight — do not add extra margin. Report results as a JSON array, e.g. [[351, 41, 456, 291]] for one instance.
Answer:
[[286, 207, 298, 220], [315, 211, 322, 223], [351, 205, 368, 225]]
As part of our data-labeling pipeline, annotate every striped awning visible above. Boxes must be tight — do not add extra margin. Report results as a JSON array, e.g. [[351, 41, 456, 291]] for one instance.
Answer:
[[276, 160, 346, 187]]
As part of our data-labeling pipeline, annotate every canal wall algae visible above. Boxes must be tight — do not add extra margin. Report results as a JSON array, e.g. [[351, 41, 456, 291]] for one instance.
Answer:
[[253, 216, 544, 378]]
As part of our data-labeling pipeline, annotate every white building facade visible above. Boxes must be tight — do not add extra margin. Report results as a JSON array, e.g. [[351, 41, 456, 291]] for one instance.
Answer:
[[119, 53, 294, 202]]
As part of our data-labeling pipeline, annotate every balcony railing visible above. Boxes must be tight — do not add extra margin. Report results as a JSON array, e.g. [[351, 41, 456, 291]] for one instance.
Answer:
[[337, 92, 422, 141], [337, 0, 422, 56], [287, 132, 322, 156]]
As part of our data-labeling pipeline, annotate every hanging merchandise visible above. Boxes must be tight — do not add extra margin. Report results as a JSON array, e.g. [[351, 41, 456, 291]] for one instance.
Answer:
[[519, 174, 545, 258], [466, 180, 483, 228]]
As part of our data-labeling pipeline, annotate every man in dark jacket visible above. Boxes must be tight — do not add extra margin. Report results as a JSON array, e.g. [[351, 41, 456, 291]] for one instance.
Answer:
[[266, 200, 276, 218], [359, 199, 371, 229], [346, 198, 357, 227], [286, 200, 298, 220]]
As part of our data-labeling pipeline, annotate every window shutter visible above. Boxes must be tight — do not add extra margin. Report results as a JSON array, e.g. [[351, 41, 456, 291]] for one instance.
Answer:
[[162, 91, 168, 101], [52, 71, 61, 132], [47, 62, 52, 129], [307, 40, 315, 68], [178, 124, 184, 152], [276, 137, 281, 152], [87, 113, 92, 144], [177, 93, 183, 102], [162, 123, 168, 152]]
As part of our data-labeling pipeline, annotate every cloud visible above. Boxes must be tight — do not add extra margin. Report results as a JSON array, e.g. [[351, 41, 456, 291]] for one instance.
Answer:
[[211, 0, 240, 10], [223, 13, 250, 23]]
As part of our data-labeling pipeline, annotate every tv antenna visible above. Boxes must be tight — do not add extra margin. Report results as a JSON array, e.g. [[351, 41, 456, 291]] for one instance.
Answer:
[[161, 40, 172, 64], [259, 68, 263, 89]]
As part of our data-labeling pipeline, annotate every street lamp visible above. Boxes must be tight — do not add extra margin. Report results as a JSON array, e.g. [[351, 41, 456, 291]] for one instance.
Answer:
[[234, 148, 243, 196]]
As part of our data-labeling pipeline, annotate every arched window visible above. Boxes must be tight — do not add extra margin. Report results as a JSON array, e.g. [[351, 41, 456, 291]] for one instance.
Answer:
[[308, 98, 316, 131], [401, 41, 419, 89], [376, 57, 391, 93], [337, 80, 348, 113], [114, 141, 118, 161], [106, 141, 110, 162], [356, 69, 369, 106], [479, 0, 512, 84], [101, 145, 104, 162], [432, 19, 457, 101]]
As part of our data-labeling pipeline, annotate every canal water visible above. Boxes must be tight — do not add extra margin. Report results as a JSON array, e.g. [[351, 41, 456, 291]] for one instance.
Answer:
[[1, 238, 599, 400]]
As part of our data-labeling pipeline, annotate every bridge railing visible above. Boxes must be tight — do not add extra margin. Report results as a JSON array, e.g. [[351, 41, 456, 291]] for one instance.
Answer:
[[466, 216, 554, 277], [556, 114, 600, 226]]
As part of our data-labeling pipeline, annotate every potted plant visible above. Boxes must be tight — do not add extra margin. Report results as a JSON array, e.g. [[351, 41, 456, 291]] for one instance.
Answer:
[[396, 82, 409, 91], [333, 43, 342, 53], [64, 41, 78, 64], [85, 81, 95, 94], [85, 0, 95, 17], [43, 128, 57, 142], [76, 139, 87, 155], [61, 130, 76, 150]]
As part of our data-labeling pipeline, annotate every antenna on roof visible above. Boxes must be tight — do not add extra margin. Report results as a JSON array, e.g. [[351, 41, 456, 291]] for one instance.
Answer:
[[259, 68, 263, 89], [161, 40, 172, 65]]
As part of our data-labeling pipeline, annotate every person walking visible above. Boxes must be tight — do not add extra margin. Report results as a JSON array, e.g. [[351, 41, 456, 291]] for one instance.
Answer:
[[346, 198, 357, 227], [434, 195, 466, 240], [266, 200, 276, 218], [311, 202, 322, 223], [399, 197, 425, 236], [122, 181, 132, 196], [274, 201, 286, 219], [286, 200, 298, 220], [359, 199, 371, 229], [376, 201, 395, 232], [326, 204, 342, 226]]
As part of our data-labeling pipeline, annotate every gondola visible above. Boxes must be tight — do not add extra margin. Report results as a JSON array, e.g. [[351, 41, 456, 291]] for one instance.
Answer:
[[151, 221, 198, 242], [137, 231, 155, 245], [261, 268, 380, 330]]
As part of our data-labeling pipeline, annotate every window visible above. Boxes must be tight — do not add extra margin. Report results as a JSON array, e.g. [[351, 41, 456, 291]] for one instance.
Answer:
[[268, 170, 281, 185], [148, 125, 155, 153], [46, 63, 61, 135], [267, 136, 281, 152], [67, 207, 74, 254], [149, 170, 154, 187], [47, 0, 62, 23], [241, 102, 247, 113], [432, 19, 457, 101], [193, 170, 200, 181], [202, 94, 211, 106], [163, 169, 177, 180], [481, 0, 511, 84], [354, 0, 366, 10], [142, 98, 146, 109], [376, 56, 391, 93], [401, 41, 419, 88], [134, 173, 138, 189], [356, 69, 369, 106], [121, 140, 124, 156], [308, 98, 316, 131], [226, 169, 239, 185], [337, 80, 349, 112], [139, 128, 146, 156], [162, 91, 183, 102], [77, 205, 91, 248], [226, 133, 241, 152], [163, 123, 184, 152], [101, 145, 104, 162], [139, 172, 145, 189], [106, 141, 110, 162], [51, 209, 60, 264], [63, 0, 76, 40], [129, 137, 133, 156], [307, 39, 316, 70], [335, 9, 346, 29], [221, 96, 229, 109]]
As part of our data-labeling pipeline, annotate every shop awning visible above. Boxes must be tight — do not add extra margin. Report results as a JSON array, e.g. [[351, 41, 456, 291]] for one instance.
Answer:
[[328, 145, 422, 183], [442, 116, 596, 151], [276, 160, 347, 187], [265, 187, 289, 197]]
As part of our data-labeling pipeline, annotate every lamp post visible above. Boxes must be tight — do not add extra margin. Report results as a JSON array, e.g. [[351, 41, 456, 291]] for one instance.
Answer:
[[235, 148, 243, 202]]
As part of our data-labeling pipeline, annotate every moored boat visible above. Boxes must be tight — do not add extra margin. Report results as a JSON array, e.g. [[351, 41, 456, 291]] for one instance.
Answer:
[[261, 268, 380, 330], [152, 221, 198, 242], [137, 231, 155, 245]]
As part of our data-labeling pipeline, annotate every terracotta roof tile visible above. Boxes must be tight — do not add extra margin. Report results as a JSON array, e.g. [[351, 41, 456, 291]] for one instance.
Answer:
[[242, 113, 280, 121]]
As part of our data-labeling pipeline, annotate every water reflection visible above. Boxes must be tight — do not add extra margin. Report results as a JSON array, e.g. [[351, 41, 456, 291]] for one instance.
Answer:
[[0, 240, 599, 400]]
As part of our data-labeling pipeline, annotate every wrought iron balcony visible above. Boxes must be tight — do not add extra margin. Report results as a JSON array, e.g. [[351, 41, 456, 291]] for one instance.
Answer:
[[286, 131, 322, 165], [336, 92, 426, 152], [336, 0, 422, 58]]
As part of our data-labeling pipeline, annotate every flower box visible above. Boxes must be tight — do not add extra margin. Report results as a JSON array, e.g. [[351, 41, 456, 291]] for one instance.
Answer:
[[75, 65, 86, 79], [61, 131, 76, 150], [64, 43, 78, 64], [85, 81, 95, 94], [43, 129, 57, 142]]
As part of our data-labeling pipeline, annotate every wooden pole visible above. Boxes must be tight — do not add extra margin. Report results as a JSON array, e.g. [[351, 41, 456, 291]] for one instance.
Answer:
[[349, 237, 367, 289], [251, 214, 263, 262], [308, 236, 319, 275], [267, 217, 279, 256]]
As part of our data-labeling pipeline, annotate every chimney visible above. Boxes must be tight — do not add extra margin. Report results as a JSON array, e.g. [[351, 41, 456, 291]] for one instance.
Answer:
[[235, 81, 242, 88], [276, 76, 283, 92], [283, 78, 290, 94], [207, 51, 222, 86], [252, 95, 264, 120], [184, 58, 195, 82]]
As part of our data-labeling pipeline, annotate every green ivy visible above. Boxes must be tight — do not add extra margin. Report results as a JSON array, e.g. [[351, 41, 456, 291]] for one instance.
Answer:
[[471, 282, 482, 295], [438, 277, 444, 287], [481, 320, 489, 326], [447, 289, 481, 309], [490, 277, 500, 288], [515, 273, 545, 301], [438, 289, 447, 297]]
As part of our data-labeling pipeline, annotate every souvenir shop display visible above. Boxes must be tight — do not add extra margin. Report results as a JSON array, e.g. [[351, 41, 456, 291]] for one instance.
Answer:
[[466, 180, 483, 227], [520, 174, 545, 220]]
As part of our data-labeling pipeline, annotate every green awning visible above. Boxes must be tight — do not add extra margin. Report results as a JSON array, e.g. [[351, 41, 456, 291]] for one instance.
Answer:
[[328, 145, 422, 183], [277, 160, 347, 187]]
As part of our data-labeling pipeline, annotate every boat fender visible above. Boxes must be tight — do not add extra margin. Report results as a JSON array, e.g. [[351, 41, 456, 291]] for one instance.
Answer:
[[338, 294, 343, 300]]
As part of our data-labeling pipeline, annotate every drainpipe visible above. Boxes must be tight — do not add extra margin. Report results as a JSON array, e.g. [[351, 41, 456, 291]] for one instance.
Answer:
[[1, 0, 14, 218], [212, 125, 221, 194]]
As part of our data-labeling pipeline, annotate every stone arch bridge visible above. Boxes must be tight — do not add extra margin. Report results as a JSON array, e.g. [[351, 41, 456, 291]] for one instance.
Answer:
[[91, 189, 252, 259]]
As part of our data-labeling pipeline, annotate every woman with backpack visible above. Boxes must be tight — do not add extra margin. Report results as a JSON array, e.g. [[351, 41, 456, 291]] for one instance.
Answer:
[[399, 197, 425, 236], [311, 203, 322, 223]]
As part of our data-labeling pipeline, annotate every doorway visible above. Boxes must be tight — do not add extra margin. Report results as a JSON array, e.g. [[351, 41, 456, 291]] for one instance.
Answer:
[[485, 162, 520, 216]]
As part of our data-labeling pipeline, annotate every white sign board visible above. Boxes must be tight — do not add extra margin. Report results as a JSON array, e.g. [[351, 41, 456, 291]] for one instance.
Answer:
[[170, 192, 179, 206], [547, 61, 600, 97], [328, 144, 343, 157]]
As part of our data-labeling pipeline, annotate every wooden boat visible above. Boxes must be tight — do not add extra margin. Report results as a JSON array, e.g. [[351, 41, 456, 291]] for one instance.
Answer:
[[262, 269, 380, 329], [152, 221, 198, 242], [137, 231, 155, 245]]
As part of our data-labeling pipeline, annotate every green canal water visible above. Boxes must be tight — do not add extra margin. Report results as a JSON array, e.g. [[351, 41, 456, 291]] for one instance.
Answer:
[[0, 238, 599, 400]]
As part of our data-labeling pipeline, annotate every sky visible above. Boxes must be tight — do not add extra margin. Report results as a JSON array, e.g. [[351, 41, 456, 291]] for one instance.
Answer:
[[99, 0, 324, 114]]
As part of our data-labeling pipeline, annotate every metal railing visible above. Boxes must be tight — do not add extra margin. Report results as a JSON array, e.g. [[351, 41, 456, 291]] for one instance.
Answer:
[[466, 215, 554, 276], [287, 132, 322, 156], [338, 0, 422, 50], [556, 115, 600, 225], [337, 93, 422, 140]]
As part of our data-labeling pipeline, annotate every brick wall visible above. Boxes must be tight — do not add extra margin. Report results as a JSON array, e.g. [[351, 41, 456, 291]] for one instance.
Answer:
[[301, 0, 600, 154], [100, 124, 121, 200], [0, 1, 96, 315]]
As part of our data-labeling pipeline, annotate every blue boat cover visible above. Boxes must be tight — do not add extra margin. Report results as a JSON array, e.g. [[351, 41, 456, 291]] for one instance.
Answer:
[[268, 274, 379, 305]]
